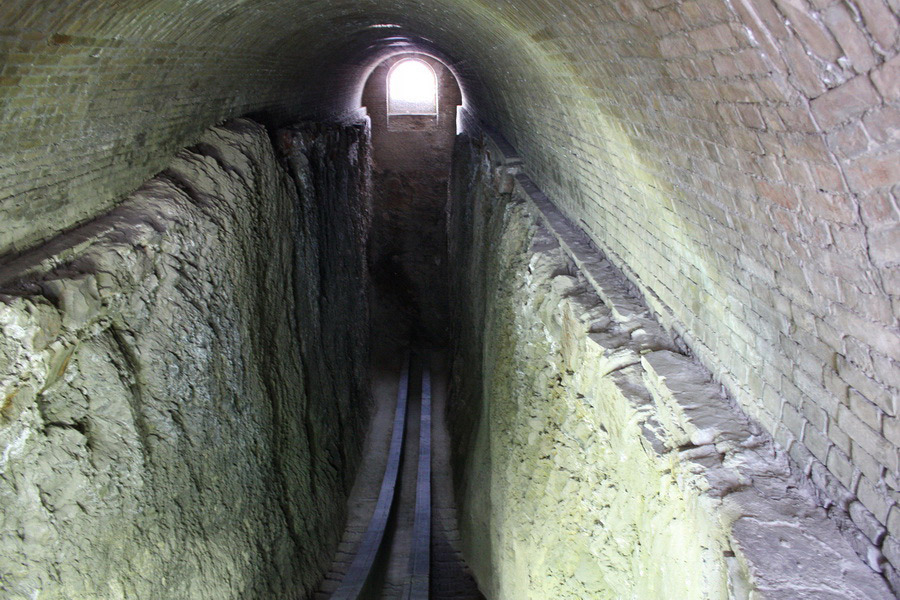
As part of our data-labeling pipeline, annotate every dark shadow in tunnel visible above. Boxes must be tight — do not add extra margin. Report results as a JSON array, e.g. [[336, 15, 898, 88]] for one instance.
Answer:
[[362, 53, 462, 352]]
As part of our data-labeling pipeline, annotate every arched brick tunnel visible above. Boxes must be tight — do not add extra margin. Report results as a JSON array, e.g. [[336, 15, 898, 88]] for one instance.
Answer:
[[0, 1, 897, 598]]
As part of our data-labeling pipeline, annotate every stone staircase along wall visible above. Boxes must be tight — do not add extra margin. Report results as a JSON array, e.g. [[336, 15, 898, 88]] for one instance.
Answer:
[[446, 131, 894, 599]]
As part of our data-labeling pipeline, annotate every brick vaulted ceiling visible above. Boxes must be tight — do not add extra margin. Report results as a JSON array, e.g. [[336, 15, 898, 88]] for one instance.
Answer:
[[1, 0, 899, 579]]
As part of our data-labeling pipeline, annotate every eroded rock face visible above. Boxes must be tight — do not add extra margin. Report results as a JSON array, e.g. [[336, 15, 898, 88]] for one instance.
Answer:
[[447, 134, 893, 600], [0, 118, 372, 599]]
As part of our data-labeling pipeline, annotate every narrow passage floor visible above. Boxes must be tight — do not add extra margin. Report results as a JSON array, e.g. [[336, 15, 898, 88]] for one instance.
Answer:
[[314, 351, 484, 600]]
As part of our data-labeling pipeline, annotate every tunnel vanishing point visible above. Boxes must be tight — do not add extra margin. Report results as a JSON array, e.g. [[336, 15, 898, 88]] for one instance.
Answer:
[[0, 0, 899, 598]]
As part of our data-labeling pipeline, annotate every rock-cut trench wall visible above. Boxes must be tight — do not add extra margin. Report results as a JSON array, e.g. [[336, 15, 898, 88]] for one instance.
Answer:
[[0, 117, 372, 599], [446, 133, 894, 600]]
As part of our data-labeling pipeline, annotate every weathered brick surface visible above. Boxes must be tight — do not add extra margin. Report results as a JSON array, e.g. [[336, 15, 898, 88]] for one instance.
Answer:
[[447, 130, 894, 599], [448, 0, 899, 587], [0, 0, 897, 590]]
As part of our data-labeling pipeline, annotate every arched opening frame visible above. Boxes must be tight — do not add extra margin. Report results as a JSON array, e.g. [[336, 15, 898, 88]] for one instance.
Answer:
[[361, 52, 464, 134], [387, 58, 439, 116]]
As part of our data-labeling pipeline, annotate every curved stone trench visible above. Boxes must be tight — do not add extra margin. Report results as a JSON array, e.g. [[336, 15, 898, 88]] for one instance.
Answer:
[[311, 56, 486, 598], [0, 109, 894, 600]]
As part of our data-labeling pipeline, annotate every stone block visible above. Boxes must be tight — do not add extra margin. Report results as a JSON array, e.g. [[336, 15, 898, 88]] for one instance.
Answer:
[[839, 403, 898, 471], [828, 120, 872, 159], [775, 0, 842, 60], [691, 23, 740, 51], [857, 474, 893, 523], [823, 3, 876, 73], [847, 152, 900, 193], [827, 444, 855, 487], [811, 75, 881, 130], [850, 388, 884, 431], [868, 225, 900, 267], [825, 417, 851, 454], [852, 439, 889, 483], [855, 0, 899, 48], [889, 507, 900, 538], [885, 535, 900, 569], [871, 54, 900, 101]]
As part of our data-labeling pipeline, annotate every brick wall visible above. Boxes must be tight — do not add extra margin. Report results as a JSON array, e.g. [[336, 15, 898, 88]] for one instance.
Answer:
[[1, 0, 897, 588], [454, 0, 899, 587]]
